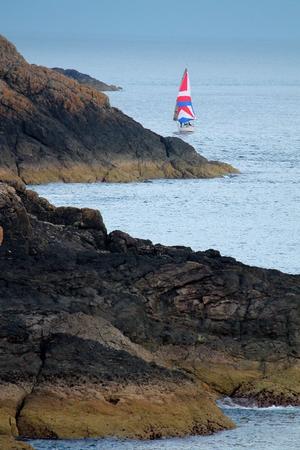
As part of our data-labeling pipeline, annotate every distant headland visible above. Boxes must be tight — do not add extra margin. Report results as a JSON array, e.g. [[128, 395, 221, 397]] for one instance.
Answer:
[[52, 67, 122, 92], [0, 35, 238, 185]]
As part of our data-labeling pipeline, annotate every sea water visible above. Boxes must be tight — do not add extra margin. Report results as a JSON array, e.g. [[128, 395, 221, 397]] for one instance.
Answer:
[[21, 37, 300, 448], [28, 402, 300, 450], [27, 38, 300, 274]]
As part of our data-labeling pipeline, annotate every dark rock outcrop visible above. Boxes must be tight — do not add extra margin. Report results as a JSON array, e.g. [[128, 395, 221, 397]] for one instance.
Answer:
[[0, 35, 238, 185], [52, 67, 122, 91], [0, 181, 299, 444]]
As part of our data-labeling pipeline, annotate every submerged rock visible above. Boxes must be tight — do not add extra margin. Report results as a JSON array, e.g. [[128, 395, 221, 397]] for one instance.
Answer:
[[52, 67, 122, 91], [0, 35, 238, 185], [0, 181, 299, 443]]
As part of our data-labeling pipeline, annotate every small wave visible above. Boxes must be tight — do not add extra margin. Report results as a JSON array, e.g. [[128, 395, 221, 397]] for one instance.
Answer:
[[218, 397, 300, 411]]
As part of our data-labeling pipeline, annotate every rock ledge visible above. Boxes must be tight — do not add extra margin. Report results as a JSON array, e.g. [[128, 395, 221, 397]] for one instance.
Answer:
[[0, 35, 238, 185], [0, 181, 299, 445]]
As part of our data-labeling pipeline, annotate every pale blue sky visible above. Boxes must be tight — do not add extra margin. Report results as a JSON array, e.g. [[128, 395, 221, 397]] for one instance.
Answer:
[[1, 0, 300, 41]]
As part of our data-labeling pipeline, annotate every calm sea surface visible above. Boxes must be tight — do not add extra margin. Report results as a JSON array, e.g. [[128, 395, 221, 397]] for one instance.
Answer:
[[26, 38, 300, 274], [22, 37, 300, 448]]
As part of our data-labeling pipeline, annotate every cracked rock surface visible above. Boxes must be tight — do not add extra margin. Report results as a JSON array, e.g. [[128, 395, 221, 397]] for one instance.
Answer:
[[0, 34, 237, 185], [0, 181, 299, 444]]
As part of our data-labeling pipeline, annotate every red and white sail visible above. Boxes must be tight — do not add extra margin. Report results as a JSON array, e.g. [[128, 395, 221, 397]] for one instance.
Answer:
[[173, 69, 196, 124]]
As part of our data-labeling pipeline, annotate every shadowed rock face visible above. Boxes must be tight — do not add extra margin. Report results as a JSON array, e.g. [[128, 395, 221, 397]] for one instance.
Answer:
[[0, 181, 299, 443], [0, 35, 238, 185], [52, 67, 122, 91]]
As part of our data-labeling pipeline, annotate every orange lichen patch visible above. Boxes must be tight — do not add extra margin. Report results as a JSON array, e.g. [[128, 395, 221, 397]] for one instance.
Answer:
[[0, 226, 3, 245], [0, 35, 108, 122], [14, 159, 237, 185], [0, 33, 237, 186], [0, 80, 34, 116]]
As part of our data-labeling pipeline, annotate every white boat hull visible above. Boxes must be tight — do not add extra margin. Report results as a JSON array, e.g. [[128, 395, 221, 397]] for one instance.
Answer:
[[177, 123, 195, 133], [174, 69, 196, 133]]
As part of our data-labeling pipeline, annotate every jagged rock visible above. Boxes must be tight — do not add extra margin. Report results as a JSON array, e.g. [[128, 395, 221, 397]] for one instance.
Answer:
[[0, 182, 299, 443], [0, 183, 32, 256], [0, 35, 238, 184], [52, 67, 122, 91]]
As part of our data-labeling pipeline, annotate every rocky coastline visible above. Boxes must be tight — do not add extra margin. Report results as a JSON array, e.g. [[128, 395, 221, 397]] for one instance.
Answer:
[[0, 35, 237, 185], [52, 67, 122, 92], [0, 180, 299, 449]]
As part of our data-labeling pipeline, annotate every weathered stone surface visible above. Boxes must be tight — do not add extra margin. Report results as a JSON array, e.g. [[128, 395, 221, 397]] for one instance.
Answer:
[[0, 35, 238, 185], [52, 67, 122, 91], [0, 182, 299, 442], [17, 381, 231, 440], [0, 435, 33, 450]]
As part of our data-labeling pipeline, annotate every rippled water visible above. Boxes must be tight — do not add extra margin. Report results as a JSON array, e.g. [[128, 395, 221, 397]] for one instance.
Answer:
[[33, 169, 299, 274], [30, 40, 300, 274], [24, 38, 300, 449], [28, 402, 300, 450]]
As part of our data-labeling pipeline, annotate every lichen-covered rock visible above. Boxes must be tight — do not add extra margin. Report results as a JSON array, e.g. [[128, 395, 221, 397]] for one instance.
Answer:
[[232, 367, 300, 406], [0, 35, 238, 184], [0, 435, 33, 450], [0, 182, 299, 441]]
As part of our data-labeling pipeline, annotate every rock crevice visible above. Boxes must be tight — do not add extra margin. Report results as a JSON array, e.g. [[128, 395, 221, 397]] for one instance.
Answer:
[[0, 181, 299, 442]]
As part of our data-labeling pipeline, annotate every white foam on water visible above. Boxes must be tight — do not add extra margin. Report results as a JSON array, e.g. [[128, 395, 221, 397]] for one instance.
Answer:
[[218, 397, 300, 411], [26, 37, 300, 450]]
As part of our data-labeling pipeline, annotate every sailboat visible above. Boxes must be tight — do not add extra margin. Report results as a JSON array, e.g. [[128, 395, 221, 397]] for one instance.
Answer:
[[173, 68, 196, 132]]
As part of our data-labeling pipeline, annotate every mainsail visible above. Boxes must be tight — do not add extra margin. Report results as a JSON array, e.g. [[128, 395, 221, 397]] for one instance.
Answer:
[[173, 68, 196, 124]]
